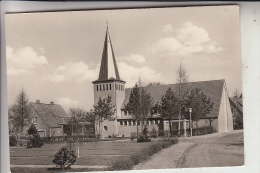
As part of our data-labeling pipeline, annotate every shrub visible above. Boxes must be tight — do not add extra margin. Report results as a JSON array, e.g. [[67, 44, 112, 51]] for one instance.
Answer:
[[26, 124, 43, 148], [9, 134, 17, 146], [53, 146, 76, 169], [137, 126, 151, 142], [110, 158, 133, 170], [150, 127, 157, 138]]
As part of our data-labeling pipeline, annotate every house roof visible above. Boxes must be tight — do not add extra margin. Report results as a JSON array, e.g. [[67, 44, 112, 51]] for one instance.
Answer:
[[30, 102, 69, 128], [122, 79, 225, 118]]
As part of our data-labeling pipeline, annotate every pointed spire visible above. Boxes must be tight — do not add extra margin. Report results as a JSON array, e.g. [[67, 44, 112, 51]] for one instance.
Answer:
[[98, 25, 121, 81]]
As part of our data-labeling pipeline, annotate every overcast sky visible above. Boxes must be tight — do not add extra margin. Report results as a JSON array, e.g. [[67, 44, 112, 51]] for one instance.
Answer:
[[6, 5, 242, 112]]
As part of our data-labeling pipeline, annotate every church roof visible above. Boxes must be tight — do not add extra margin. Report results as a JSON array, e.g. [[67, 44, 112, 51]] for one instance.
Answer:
[[94, 28, 121, 83], [30, 102, 69, 128], [122, 79, 225, 118]]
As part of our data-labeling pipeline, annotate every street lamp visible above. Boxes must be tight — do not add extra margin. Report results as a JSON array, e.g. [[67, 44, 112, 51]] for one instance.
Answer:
[[189, 108, 192, 137]]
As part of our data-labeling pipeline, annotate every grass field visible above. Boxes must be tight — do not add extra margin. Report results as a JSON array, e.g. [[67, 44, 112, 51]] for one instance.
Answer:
[[10, 141, 162, 172]]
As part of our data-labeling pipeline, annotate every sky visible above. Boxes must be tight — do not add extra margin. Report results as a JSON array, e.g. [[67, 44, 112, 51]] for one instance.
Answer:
[[5, 6, 242, 112]]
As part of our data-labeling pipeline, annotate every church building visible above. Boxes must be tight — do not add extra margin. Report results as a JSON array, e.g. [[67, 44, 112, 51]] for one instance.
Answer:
[[92, 27, 233, 138]]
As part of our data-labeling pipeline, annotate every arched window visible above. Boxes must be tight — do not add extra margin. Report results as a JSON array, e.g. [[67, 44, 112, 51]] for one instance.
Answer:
[[110, 84, 112, 90], [100, 85, 102, 91], [96, 85, 99, 91]]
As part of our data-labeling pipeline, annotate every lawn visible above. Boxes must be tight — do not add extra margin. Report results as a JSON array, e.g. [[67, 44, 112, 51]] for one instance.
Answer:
[[10, 141, 159, 166]]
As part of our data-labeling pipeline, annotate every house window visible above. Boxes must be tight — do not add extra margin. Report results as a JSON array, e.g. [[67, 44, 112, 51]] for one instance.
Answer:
[[97, 85, 99, 91], [100, 85, 102, 91], [103, 84, 105, 91], [32, 117, 37, 124], [150, 120, 154, 125], [155, 119, 158, 124], [120, 121, 123, 126], [133, 121, 136, 126], [128, 121, 132, 126], [124, 110, 127, 115], [110, 84, 112, 90], [124, 121, 127, 126], [106, 84, 108, 90]]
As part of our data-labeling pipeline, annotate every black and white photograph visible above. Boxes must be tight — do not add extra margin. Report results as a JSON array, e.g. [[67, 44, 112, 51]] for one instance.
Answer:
[[6, 5, 244, 173]]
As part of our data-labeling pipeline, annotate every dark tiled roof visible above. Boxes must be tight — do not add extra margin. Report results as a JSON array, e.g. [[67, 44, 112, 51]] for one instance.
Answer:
[[122, 79, 225, 118], [30, 102, 69, 128]]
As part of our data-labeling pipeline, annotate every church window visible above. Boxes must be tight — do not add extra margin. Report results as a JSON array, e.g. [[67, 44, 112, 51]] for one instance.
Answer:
[[103, 84, 105, 90], [97, 85, 99, 91], [110, 84, 112, 90], [100, 85, 102, 91], [124, 110, 127, 115], [106, 84, 108, 90], [155, 120, 158, 124], [120, 121, 123, 126], [128, 121, 132, 126], [133, 121, 136, 126], [137, 121, 140, 125], [124, 121, 127, 126]]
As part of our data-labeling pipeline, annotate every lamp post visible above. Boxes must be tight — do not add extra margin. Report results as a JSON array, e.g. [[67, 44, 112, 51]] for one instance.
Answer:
[[189, 108, 192, 137]]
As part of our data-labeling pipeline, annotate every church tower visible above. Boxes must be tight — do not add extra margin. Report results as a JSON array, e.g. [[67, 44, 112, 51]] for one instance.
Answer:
[[92, 26, 126, 136]]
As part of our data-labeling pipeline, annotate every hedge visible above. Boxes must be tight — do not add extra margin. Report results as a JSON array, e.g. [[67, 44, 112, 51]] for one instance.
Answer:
[[109, 138, 178, 171]]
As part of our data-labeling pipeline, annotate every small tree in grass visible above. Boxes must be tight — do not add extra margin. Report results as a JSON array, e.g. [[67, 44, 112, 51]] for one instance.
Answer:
[[53, 146, 76, 169], [27, 124, 43, 148]]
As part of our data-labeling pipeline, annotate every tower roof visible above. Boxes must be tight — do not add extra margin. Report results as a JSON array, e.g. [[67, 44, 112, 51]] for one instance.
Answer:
[[95, 27, 122, 82]]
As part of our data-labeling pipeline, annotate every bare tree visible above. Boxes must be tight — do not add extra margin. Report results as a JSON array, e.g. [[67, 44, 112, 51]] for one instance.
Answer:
[[175, 64, 188, 134]]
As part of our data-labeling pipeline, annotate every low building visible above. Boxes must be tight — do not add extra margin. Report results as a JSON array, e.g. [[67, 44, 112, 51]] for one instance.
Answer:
[[23, 100, 69, 137]]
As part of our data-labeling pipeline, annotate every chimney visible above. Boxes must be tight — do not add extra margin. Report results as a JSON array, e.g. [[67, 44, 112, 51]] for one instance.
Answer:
[[36, 100, 40, 104], [50, 102, 54, 105]]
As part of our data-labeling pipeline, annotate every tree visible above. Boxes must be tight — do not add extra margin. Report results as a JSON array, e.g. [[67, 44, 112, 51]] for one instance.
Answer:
[[146, 82, 164, 87], [9, 89, 30, 132], [53, 146, 76, 169], [159, 88, 179, 135], [140, 88, 154, 130], [183, 88, 214, 122], [126, 84, 153, 135], [90, 95, 115, 137], [175, 64, 189, 134], [69, 108, 87, 122], [27, 124, 43, 148], [126, 84, 141, 134]]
